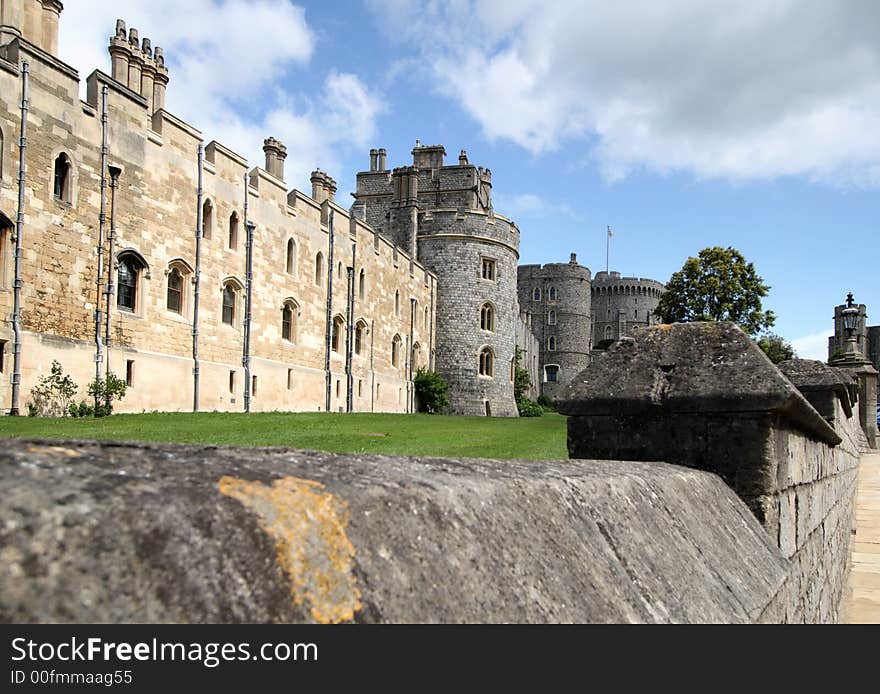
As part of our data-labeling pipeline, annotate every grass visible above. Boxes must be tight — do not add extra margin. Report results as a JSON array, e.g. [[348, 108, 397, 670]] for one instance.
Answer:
[[0, 412, 569, 461]]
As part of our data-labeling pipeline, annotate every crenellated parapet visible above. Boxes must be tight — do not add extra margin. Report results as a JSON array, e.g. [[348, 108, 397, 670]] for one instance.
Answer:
[[108, 19, 169, 113]]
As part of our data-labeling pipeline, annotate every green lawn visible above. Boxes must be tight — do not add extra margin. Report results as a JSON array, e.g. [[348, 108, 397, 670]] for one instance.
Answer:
[[0, 412, 569, 461]]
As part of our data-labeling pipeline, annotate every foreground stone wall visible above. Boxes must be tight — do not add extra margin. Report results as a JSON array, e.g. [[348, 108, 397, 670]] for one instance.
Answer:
[[0, 438, 790, 624], [559, 323, 863, 622]]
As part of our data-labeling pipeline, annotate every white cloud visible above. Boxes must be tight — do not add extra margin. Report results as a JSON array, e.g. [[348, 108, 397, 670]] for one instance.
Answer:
[[791, 331, 832, 361], [493, 192, 580, 220], [58, 1, 381, 192], [369, 0, 880, 186]]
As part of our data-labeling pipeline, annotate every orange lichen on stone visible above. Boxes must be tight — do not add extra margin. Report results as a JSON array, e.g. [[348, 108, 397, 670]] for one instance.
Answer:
[[218, 475, 361, 624]]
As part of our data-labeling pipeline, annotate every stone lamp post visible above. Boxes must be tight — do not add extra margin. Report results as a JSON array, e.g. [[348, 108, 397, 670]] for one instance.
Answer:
[[830, 292, 878, 448]]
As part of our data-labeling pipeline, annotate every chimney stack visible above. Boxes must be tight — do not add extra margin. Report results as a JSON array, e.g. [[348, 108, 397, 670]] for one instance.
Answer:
[[109, 19, 131, 83], [459, 149, 468, 166], [369, 149, 378, 172], [377, 148, 387, 172], [40, 1, 63, 55], [127, 27, 143, 93], [152, 47, 168, 112], [263, 138, 287, 180], [570, 253, 577, 264], [311, 171, 326, 203]]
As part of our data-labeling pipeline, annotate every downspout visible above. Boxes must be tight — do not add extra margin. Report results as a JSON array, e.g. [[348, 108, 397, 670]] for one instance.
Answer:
[[429, 275, 435, 371], [104, 165, 121, 408], [324, 210, 334, 412], [409, 297, 415, 413], [192, 145, 203, 412], [94, 85, 109, 413], [345, 242, 355, 413], [243, 217, 254, 414], [9, 61, 29, 416]]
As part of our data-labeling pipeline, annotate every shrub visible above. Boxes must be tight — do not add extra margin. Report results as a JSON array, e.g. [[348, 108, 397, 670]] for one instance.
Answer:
[[513, 347, 531, 402], [413, 368, 450, 414], [537, 394, 556, 412], [86, 372, 128, 417], [516, 397, 544, 418], [29, 360, 78, 417]]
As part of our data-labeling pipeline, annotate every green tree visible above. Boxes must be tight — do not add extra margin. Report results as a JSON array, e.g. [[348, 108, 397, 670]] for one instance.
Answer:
[[413, 368, 450, 414], [757, 333, 795, 364], [513, 347, 531, 402], [654, 246, 775, 336], [29, 360, 78, 417], [87, 372, 128, 417]]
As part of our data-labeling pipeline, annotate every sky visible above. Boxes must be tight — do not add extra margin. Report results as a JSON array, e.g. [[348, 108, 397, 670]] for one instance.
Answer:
[[58, 1, 880, 359]]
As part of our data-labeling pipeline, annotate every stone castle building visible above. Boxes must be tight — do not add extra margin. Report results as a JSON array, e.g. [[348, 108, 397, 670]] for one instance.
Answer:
[[0, 5, 659, 415]]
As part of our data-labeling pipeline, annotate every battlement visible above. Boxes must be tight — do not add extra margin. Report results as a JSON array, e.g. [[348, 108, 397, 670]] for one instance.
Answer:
[[108, 19, 169, 114]]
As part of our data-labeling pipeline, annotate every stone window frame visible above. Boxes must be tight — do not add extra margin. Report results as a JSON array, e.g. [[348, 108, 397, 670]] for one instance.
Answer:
[[532, 287, 541, 302], [412, 342, 421, 370], [116, 249, 149, 317], [220, 276, 244, 329], [548, 310, 556, 325], [604, 325, 613, 341], [49, 149, 77, 207], [315, 251, 324, 287], [547, 335, 557, 351], [354, 319, 368, 357], [391, 333, 402, 368], [544, 364, 560, 383], [201, 198, 214, 240], [331, 314, 346, 354], [281, 297, 299, 344], [480, 257, 497, 282], [228, 211, 239, 251], [164, 258, 194, 320], [394, 290, 400, 317], [0, 211, 12, 290], [548, 286, 558, 301], [285, 238, 298, 276], [0, 123, 5, 182], [480, 302, 496, 332], [358, 268, 366, 300], [478, 346, 495, 379]]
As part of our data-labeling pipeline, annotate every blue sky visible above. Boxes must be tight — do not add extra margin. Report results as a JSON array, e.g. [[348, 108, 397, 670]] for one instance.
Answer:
[[60, 1, 880, 359]]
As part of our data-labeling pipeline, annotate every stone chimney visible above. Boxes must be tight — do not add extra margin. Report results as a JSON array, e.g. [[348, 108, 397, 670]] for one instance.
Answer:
[[412, 144, 445, 170], [263, 138, 287, 180], [570, 253, 578, 265], [40, 0, 63, 55], [127, 27, 143, 93], [152, 46, 168, 112], [377, 148, 387, 172], [369, 149, 378, 172], [311, 170, 329, 204], [108, 19, 131, 84], [139, 37, 156, 111], [325, 175, 337, 203], [459, 149, 468, 166]]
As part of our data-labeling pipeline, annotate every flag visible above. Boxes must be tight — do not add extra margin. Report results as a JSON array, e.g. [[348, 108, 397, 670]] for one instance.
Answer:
[[607, 226, 613, 238]]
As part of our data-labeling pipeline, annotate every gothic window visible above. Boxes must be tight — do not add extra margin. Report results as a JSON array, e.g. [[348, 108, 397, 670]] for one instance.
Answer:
[[355, 320, 367, 356], [332, 315, 345, 353], [315, 252, 324, 286], [286, 239, 297, 275], [549, 286, 557, 301], [533, 287, 541, 302], [282, 300, 298, 342], [0, 212, 11, 289], [391, 334, 402, 367], [358, 269, 365, 300], [202, 199, 213, 239], [166, 267, 183, 313], [228, 212, 239, 250], [478, 347, 494, 378], [0, 126, 4, 180], [395, 290, 400, 317], [604, 325, 613, 341], [480, 303, 495, 332], [53, 153, 72, 202], [481, 258, 496, 281], [424, 306, 429, 331], [548, 310, 556, 325], [412, 343, 421, 370], [117, 251, 147, 313], [222, 282, 238, 326], [546, 365, 559, 383], [547, 336, 557, 351]]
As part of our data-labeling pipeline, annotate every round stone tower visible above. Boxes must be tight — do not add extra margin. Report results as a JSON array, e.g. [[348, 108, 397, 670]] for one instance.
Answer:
[[591, 271, 665, 346], [517, 254, 592, 400]]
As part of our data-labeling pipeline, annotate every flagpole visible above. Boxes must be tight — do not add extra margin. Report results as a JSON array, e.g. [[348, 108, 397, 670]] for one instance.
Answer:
[[606, 225, 612, 273]]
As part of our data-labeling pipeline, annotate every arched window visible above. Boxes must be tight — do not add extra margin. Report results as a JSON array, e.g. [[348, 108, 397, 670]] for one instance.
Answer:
[[331, 315, 345, 352], [604, 325, 613, 341], [358, 269, 365, 300], [202, 199, 213, 239], [222, 282, 238, 326], [53, 153, 72, 202], [547, 336, 557, 351], [355, 320, 367, 356], [281, 300, 298, 342], [286, 239, 297, 275], [228, 212, 239, 250], [391, 334, 402, 367], [532, 287, 541, 301], [315, 252, 324, 286], [546, 365, 560, 383], [478, 347, 494, 377], [424, 306, 429, 331], [165, 260, 193, 316], [412, 343, 421, 369], [0, 211, 13, 289], [549, 286, 557, 301], [117, 251, 147, 313], [394, 290, 400, 317], [480, 303, 495, 332], [0, 126, 5, 180], [548, 310, 556, 325], [337, 261, 343, 280]]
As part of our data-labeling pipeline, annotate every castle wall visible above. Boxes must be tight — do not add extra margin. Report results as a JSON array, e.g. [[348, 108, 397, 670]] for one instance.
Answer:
[[517, 258, 592, 400], [0, 32, 435, 415]]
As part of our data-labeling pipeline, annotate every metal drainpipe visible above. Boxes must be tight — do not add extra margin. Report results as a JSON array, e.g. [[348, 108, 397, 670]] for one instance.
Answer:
[[369, 318, 375, 412], [104, 165, 121, 409], [409, 297, 415, 413], [243, 218, 254, 414], [345, 242, 356, 413], [9, 61, 29, 416], [192, 145, 203, 412], [428, 275, 435, 371], [94, 85, 109, 413], [324, 210, 334, 412]]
